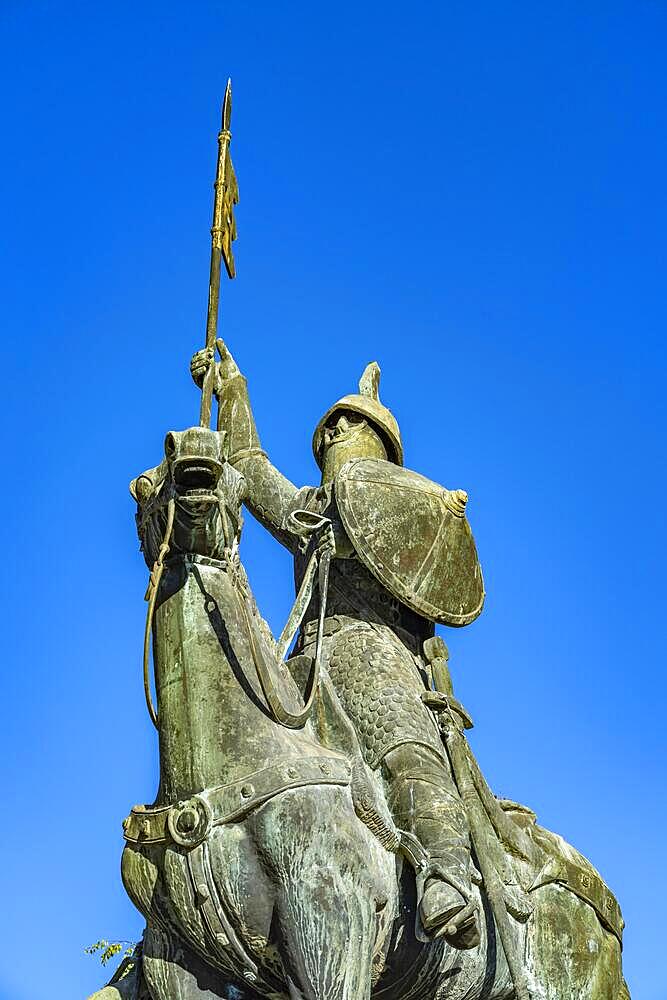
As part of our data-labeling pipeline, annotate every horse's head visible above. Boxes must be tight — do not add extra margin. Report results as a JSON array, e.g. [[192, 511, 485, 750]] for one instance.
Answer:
[[164, 426, 226, 493], [130, 427, 244, 567]]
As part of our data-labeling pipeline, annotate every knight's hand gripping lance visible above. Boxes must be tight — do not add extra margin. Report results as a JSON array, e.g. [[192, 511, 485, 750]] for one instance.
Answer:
[[199, 78, 239, 428]]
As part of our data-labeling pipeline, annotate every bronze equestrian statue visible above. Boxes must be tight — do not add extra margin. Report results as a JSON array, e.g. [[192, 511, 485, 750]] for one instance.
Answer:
[[89, 365, 628, 1000], [190, 348, 483, 949], [89, 85, 629, 1000]]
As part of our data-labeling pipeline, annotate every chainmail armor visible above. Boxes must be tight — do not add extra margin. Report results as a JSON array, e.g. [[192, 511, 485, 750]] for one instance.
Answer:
[[306, 621, 445, 770]]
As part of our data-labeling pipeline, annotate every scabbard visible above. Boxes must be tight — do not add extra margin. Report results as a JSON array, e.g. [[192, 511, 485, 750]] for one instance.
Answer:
[[442, 720, 533, 1000]]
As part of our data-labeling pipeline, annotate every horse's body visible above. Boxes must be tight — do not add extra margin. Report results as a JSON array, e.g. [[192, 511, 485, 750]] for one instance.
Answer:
[[92, 428, 627, 1000]]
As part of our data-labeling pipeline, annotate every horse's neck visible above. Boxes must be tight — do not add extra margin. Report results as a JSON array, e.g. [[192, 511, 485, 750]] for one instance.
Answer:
[[153, 558, 312, 805]]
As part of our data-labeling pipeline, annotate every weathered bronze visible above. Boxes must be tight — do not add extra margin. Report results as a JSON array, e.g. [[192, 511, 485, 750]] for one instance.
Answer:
[[90, 91, 630, 1000], [199, 78, 238, 429], [335, 457, 484, 626]]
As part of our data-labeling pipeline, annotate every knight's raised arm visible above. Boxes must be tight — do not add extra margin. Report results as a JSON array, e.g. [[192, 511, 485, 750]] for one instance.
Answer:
[[191, 344, 300, 549], [218, 372, 301, 549]]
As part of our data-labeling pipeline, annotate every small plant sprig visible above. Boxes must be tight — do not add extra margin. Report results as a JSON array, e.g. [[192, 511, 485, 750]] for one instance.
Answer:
[[85, 939, 136, 968]]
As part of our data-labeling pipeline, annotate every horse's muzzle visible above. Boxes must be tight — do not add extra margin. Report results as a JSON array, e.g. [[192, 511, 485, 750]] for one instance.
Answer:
[[165, 427, 226, 492]]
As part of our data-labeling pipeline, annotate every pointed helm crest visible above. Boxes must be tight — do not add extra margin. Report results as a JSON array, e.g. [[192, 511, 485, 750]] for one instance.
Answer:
[[312, 362, 404, 468]]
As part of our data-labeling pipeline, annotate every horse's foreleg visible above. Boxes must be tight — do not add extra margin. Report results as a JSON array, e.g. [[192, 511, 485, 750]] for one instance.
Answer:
[[141, 923, 254, 1000], [273, 869, 377, 1000], [252, 789, 388, 1000]]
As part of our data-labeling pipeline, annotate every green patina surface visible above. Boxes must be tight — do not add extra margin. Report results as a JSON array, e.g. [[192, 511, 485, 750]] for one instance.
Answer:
[[90, 92, 628, 1000]]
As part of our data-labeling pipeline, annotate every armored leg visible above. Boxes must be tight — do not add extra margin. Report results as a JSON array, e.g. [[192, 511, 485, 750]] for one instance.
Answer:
[[325, 623, 478, 946], [383, 742, 479, 947]]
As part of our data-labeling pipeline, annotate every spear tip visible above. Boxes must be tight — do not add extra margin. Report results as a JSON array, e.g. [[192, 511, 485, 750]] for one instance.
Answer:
[[222, 78, 233, 130]]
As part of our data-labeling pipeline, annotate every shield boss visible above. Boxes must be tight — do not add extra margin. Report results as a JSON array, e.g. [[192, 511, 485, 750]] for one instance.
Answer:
[[336, 458, 485, 626]]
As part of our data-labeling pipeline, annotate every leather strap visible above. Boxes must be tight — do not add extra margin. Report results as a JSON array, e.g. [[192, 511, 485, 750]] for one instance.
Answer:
[[124, 754, 350, 848]]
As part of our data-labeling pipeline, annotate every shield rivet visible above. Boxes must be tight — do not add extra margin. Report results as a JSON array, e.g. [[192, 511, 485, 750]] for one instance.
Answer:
[[241, 784, 254, 799], [320, 762, 330, 775], [287, 767, 298, 779]]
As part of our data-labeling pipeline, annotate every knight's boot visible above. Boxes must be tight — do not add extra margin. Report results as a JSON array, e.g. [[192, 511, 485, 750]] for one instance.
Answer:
[[383, 743, 480, 949]]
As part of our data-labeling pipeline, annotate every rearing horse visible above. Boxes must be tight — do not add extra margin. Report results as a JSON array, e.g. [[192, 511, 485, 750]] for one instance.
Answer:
[[91, 425, 628, 1000]]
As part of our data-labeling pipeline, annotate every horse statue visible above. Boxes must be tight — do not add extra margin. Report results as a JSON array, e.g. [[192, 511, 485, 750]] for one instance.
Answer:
[[90, 423, 628, 1000]]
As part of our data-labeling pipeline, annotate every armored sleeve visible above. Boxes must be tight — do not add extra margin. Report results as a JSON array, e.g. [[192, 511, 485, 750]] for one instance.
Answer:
[[216, 373, 299, 551]]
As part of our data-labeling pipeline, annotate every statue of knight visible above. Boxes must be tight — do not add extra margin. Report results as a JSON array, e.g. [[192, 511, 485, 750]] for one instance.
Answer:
[[90, 83, 629, 1000], [190, 345, 483, 947]]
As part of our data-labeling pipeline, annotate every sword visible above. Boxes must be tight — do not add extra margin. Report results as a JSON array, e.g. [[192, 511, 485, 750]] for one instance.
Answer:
[[422, 638, 535, 1000]]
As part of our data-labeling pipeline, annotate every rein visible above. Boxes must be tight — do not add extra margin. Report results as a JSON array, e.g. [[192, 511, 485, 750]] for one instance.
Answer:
[[238, 516, 331, 728], [141, 499, 332, 732], [142, 495, 176, 729]]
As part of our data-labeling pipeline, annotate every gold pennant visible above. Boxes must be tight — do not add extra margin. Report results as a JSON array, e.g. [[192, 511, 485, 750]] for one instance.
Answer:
[[211, 78, 239, 279]]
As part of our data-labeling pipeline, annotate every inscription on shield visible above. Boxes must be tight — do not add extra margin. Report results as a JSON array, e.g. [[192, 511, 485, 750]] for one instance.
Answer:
[[336, 458, 485, 626]]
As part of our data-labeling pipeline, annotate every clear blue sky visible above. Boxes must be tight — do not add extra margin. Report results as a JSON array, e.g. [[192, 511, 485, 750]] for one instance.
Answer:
[[1, 3, 665, 998]]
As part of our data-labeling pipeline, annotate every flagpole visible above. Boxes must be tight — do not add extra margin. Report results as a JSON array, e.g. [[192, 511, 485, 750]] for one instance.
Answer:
[[200, 79, 238, 428]]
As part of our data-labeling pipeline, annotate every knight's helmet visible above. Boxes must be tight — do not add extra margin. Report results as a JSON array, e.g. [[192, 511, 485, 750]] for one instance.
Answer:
[[312, 362, 404, 468]]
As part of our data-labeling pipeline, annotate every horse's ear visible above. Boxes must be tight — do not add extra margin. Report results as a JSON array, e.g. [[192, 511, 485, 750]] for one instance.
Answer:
[[130, 471, 158, 505]]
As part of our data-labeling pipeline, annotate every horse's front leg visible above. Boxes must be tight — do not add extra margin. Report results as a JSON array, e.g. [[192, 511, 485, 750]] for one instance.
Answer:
[[88, 927, 257, 1000], [141, 923, 260, 1000], [248, 786, 393, 1000]]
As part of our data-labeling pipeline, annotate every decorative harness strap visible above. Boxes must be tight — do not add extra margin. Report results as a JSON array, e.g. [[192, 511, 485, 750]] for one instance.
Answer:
[[123, 754, 350, 848]]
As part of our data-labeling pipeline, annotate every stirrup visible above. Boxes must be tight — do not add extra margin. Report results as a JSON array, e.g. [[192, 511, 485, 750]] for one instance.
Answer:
[[417, 875, 478, 947]]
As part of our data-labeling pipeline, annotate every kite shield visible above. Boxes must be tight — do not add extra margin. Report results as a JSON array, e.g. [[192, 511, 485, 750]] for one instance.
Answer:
[[335, 458, 485, 627]]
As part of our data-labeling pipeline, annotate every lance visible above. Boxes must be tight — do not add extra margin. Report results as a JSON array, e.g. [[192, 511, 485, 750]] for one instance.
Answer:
[[199, 78, 239, 428]]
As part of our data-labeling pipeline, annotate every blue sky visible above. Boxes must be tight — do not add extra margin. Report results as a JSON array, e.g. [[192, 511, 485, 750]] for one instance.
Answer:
[[1, 3, 665, 998]]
